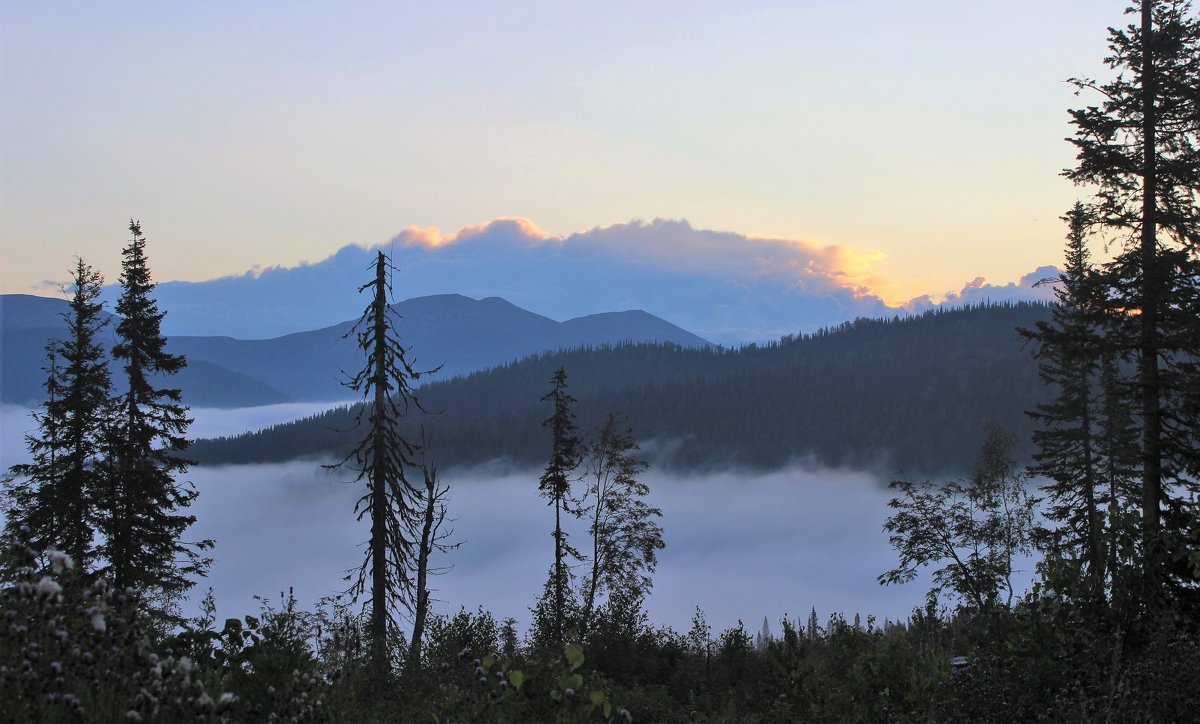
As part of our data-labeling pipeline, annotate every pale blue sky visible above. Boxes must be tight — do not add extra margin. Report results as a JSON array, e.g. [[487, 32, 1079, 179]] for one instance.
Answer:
[[2, 1, 1120, 304]]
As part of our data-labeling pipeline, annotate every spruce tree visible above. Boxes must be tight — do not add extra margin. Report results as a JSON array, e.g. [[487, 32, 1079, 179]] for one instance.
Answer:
[[2, 348, 66, 574], [1064, 0, 1200, 593], [49, 259, 112, 570], [103, 220, 210, 612], [3, 259, 113, 575], [332, 251, 435, 676], [538, 367, 582, 643], [1023, 204, 1109, 596]]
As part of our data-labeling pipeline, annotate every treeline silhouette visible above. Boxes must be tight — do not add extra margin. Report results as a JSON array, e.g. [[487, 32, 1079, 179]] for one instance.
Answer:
[[192, 301, 1052, 476]]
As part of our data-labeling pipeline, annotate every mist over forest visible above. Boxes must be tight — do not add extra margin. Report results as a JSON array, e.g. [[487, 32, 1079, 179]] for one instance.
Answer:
[[184, 461, 960, 637], [2, 403, 965, 638]]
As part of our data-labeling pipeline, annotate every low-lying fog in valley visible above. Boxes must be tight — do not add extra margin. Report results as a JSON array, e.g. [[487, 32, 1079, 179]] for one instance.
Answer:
[[2, 404, 1038, 637]]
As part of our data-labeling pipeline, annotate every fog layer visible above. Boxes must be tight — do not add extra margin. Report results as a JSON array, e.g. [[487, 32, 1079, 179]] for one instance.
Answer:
[[185, 461, 953, 636], [1, 404, 1035, 636]]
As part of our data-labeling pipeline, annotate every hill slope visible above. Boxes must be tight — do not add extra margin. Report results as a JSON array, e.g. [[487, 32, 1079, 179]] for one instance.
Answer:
[[2, 293, 710, 407], [163, 294, 712, 401], [191, 302, 1054, 477], [1, 294, 290, 407]]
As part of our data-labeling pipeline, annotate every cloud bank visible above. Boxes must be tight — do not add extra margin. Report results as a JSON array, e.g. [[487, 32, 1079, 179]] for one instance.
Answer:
[[904, 265, 1060, 313], [122, 218, 1056, 345]]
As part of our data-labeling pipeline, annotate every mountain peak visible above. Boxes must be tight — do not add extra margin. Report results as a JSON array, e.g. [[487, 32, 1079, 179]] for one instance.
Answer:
[[2, 292, 710, 408]]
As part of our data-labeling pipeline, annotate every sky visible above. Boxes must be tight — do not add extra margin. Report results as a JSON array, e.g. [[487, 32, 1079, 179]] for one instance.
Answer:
[[1, 1, 1126, 312]]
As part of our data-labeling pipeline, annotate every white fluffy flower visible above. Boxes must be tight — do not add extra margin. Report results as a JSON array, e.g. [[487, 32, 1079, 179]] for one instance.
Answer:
[[36, 576, 63, 598], [48, 550, 74, 574], [90, 611, 107, 633]]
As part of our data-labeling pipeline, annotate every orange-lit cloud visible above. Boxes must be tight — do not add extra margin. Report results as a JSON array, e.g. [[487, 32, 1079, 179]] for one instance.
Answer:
[[384, 216, 892, 303], [144, 216, 1056, 343], [392, 217, 556, 250]]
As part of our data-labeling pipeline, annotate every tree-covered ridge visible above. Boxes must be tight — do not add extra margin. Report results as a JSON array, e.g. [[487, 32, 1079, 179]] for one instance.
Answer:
[[192, 301, 1053, 476]]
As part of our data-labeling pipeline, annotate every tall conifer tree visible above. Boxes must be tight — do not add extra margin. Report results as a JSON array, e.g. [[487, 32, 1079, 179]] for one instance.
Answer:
[[1064, 0, 1200, 593], [2, 348, 66, 574], [1024, 204, 1109, 595], [3, 259, 112, 574], [103, 220, 209, 611], [333, 251, 434, 676], [539, 367, 582, 642]]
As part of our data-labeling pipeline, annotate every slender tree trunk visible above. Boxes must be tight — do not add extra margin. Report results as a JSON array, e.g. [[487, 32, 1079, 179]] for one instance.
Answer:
[[1102, 353, 1126, 604], [1079, 369, 1104, 592], [46, 365, 59, 545], [370, 253, 389, 675], [1138, 0, 1163, 594], [582, 473, 602, 639], [115, 385, 138, 591], [554, 496, 564, 641], [408, 467, 436, 672]]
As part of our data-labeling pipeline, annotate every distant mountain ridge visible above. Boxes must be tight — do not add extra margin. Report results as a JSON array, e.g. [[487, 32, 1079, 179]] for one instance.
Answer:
[[0, 293, 710, 407], [192, 302, 1055, 477]]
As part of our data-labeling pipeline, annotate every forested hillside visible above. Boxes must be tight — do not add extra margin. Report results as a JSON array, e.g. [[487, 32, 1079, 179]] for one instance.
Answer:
[[192, 302, 1053, 476]]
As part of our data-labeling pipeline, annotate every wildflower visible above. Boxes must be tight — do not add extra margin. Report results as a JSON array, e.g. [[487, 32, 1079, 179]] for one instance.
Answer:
[[566, 687, 575, 698], [90, 611, 106, 633], [217, 692, 237, 709], [195, 693, 214, 712], [35, 576, 62, 598], [48, 550, 74, 574]]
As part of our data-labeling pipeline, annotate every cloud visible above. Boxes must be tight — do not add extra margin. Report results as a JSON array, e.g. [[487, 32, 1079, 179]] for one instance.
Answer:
[[903, 264, 1060, 314], [393, 217, 555, 250], [119, 217, 1055, 345], [383, 217, 886, 302]]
